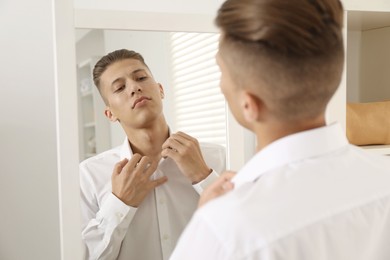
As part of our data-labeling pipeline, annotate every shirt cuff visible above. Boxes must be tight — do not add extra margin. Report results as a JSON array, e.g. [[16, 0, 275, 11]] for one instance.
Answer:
[[98, 193, 137, 226], [193, 169, 219, 194]]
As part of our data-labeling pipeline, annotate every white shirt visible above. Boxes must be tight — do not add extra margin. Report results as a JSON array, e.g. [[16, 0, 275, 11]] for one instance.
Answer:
[[80, 139, 225, 260], [170, 123, 390, 260]]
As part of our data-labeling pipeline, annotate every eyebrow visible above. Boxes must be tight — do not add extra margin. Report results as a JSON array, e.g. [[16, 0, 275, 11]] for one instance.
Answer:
[[110, 68, 147, 87]]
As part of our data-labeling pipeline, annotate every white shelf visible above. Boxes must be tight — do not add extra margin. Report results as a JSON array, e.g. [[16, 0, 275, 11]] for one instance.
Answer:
[[361, 145, 390, 156], [76, 54, 110, 161]]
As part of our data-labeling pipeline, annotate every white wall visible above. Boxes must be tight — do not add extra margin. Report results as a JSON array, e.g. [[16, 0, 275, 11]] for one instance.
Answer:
[[0, 0, 61, 259], [343, 0, 390, 11], [74, 0, 224, 15], [360, 27, 390, 102], [76, 29, 105, 64], [346, 30, 362, 102]]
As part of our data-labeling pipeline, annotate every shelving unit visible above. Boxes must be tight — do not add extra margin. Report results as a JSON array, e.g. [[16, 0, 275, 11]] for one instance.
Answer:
[[343, 6, 390, 157], [76, 57, 111, 161]]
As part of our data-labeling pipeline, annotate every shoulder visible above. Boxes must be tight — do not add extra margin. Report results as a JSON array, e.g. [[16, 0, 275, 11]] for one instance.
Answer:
[[79, 145, 122, 174], [193, 187, 260, 258]]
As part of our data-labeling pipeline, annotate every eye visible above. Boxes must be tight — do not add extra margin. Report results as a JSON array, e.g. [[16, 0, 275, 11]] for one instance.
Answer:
[[137, 76, 148, 81], [114, 85, 125, 93]]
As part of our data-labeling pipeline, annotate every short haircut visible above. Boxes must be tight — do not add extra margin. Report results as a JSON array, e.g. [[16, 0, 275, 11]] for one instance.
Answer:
[[215, 0, 345, 121], [92, 49, 149, 92]]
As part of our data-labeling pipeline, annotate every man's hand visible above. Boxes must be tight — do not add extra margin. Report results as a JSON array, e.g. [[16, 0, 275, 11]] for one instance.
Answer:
[[161, 131, 211, 184], [198, 171, 235, 208], [111, 154, 168, 207]]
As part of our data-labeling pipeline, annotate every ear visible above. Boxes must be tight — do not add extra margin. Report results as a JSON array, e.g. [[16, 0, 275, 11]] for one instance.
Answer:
[[104, 107, 118, 122], [242, 91, 264, 123], [158, 83, 165, 99]]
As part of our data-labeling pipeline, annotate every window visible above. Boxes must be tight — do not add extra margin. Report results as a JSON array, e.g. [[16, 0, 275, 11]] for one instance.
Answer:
[[169, 32, 227, 147]]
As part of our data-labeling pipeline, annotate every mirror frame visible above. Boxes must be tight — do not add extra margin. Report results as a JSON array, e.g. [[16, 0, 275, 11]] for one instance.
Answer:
[[56, 8, 251, 260], [74, 9, 219, 32]]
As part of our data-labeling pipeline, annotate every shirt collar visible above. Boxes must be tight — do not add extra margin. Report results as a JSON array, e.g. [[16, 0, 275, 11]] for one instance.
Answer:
[[120, 138, 133, 160], [232, 123, 349, 188]]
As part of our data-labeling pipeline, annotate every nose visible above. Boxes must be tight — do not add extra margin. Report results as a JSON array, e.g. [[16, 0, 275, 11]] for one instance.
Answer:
[[131, 88, 142, 97], [127, 80, 143, 97]]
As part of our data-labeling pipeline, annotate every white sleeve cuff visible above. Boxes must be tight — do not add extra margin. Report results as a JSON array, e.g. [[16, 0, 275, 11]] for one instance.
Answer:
[[97, 193, 137, 226], [193, 169, 219, 194]]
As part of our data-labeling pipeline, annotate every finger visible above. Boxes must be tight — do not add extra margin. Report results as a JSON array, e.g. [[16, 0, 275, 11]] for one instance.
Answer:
[[215, 172, 234, 185], [135, 156, 152, 171], [135, 156, 154, 176], [208, 172, 235, 191], [165, 135, 197, 156], [170, 133, 193, 147], [221, 181, 234, 191], [163, 132, 197, 150], [113, 158, 129, 175], [161, 147, 180, 161], [207, 176, 234, 198], [218, 172, 235, 191], [170, 133, 200, 154], [122, 153, 142, 172], [175, 131, 197, 143], [161, 137, 182, 151], [198, 180, 233, 208], [144, 160, 159, 178], [221, 171, 236, 181], [212, 182, 231, 194]]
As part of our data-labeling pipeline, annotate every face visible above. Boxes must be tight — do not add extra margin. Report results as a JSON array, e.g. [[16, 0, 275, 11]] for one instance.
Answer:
[[99, 59, 165, 129]]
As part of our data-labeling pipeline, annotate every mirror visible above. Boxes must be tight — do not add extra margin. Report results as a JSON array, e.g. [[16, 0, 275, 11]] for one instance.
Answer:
[[74, 26, 233, 259], [57, 9, 254, 259], [75, 28, 227, 161]]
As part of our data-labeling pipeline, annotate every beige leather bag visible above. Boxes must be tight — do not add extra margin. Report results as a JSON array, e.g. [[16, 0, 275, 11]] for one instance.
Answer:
[[346, 101, 390, 145]]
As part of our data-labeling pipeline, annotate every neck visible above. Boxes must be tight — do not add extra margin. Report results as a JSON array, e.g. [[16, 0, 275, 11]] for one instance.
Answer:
[[254, 114, 326, 152], [123, 116, 169, 160]]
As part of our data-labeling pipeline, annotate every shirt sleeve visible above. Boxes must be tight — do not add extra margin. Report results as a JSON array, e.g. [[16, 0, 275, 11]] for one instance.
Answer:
[[193, 144, 227, 194], [80, 164, 137, 260], [192, 169, 219, 194]]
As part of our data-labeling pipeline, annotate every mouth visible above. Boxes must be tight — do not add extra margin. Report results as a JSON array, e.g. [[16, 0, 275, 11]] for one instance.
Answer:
[[132, 96, 151, 109]]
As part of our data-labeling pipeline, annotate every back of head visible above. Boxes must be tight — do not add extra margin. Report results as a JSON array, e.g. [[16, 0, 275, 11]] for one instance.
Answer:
[[215, 0, 344, 121]]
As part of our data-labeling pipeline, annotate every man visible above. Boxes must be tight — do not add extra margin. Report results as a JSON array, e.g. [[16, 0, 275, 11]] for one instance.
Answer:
[[170, 0, 390, 259], [79, 49, 225, 260]]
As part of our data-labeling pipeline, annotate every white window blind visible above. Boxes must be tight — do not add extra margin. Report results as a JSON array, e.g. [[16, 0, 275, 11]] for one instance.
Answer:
[[169, 32, 227, 147]]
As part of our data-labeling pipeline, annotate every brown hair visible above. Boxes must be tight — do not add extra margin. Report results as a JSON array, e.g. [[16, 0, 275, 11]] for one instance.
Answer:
[[215, 0, 344, 121], [93, 49, 149, 91]]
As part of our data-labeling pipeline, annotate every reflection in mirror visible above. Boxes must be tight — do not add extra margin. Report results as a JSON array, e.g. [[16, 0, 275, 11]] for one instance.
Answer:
[[75, 28, 228, 259], [75, 29, 226, 161]]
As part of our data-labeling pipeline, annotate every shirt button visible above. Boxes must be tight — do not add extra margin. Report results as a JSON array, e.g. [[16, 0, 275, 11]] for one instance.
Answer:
[[116, 212, 123, 220], [163, 234, 169, 240], [159, 198, 165, 205]]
